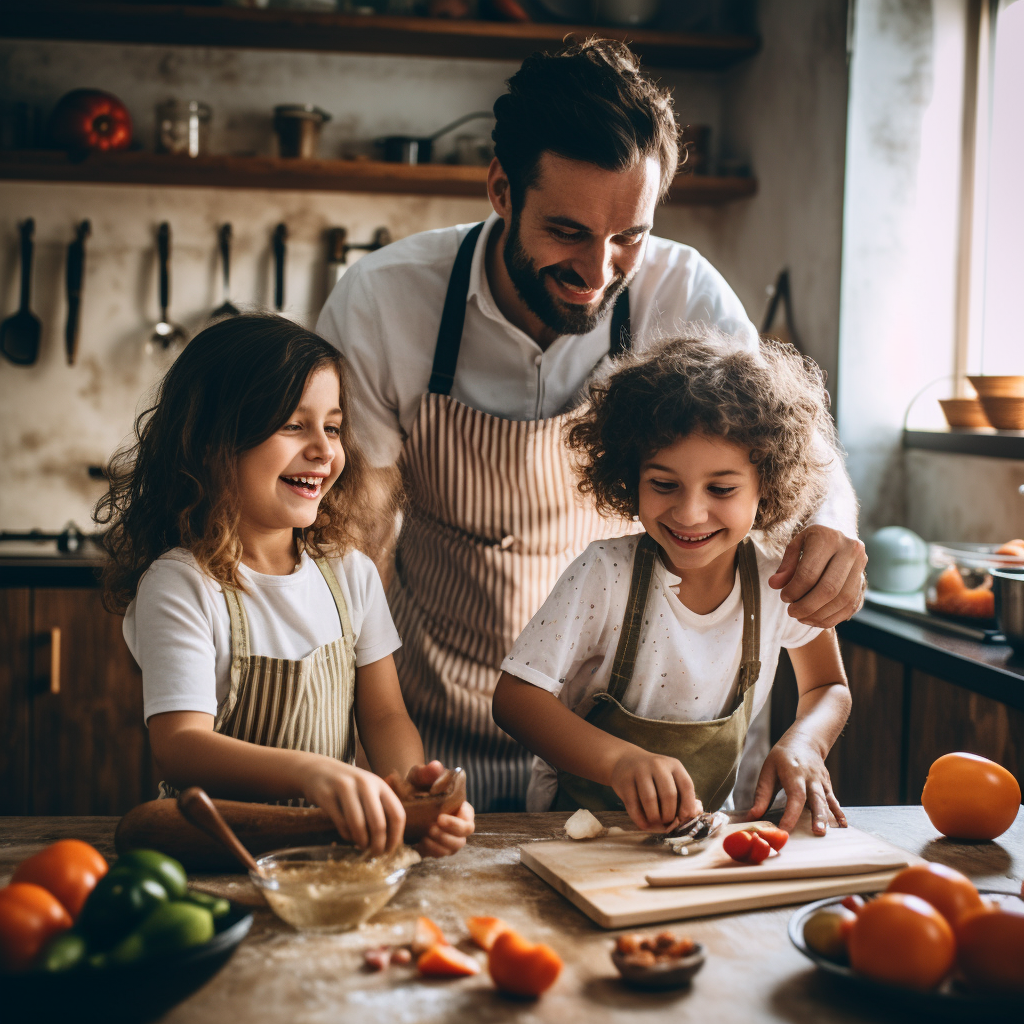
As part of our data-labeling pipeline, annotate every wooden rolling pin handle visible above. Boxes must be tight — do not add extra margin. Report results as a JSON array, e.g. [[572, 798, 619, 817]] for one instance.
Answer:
[[177, 786, 265, 877]]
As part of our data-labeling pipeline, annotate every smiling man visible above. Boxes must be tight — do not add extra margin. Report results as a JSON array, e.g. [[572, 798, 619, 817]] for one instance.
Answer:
[[317, 40, 865, 812]]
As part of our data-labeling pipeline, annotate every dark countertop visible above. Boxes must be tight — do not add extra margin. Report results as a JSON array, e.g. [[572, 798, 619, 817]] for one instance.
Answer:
[[0, 555, 105, 588], [1, 808, 1021, 1024], [838, 607, 1024, 712]]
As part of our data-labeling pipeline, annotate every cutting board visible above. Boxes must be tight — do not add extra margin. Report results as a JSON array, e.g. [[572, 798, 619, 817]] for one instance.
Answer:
[[520, 814, 919, 929]]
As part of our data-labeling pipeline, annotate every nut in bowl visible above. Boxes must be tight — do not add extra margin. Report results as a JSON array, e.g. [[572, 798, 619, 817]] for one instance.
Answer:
[[611, 930, 705, 990], [250, 844, 420, 933]]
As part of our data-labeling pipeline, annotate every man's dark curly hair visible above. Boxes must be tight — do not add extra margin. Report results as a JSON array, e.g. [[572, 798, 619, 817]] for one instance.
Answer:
[[492, 38, 679, 208], [566, 328, 840, 548]]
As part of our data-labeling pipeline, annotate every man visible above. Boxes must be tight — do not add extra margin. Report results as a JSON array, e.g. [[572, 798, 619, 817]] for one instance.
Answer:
[[318, 40, 865, 812]]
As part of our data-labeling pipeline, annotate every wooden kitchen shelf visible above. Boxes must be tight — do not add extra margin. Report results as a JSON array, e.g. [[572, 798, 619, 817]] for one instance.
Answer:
[[0, 2, 760, 70], [0, 150, 759, 205]]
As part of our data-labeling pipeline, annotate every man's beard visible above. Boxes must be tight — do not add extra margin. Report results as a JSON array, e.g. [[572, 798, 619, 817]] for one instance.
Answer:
[[503, 213, 628, 337]]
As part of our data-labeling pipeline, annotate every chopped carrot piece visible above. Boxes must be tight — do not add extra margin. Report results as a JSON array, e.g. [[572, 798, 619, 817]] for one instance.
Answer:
[[466, 915, 512, 952], [417, 944, 481, 977], [488, 929, 563, 997], [411, 916, 447, 955]]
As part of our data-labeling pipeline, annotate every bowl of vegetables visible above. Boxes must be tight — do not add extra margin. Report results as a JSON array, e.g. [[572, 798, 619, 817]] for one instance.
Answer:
[[0, 840, 252, 1023]]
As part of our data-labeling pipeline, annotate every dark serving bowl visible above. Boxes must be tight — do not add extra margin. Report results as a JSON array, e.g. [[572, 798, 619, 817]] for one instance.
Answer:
[[789, 892, 1023, 1017], [3, 902, 253, 1024], [611, 943, 706, 990]]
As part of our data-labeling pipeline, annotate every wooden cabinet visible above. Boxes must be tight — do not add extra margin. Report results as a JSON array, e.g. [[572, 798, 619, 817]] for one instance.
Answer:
[[0, 587, 155, 816], [770, 638, 1024, 807]]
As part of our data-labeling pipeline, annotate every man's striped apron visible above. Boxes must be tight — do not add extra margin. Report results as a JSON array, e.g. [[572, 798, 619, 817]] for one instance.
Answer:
[[388, 221, 636, 811], [158, 556, 357, 799]]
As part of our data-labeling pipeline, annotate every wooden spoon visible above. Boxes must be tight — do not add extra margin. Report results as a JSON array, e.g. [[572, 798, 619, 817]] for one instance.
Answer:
[[177, 786, 266, 878]]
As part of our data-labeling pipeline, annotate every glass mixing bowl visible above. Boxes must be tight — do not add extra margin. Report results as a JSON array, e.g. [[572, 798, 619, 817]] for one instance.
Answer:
[[250, 844, 419, 933]]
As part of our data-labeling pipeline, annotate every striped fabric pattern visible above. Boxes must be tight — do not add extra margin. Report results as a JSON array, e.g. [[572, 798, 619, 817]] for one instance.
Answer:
[[391, 392, 638, 812]]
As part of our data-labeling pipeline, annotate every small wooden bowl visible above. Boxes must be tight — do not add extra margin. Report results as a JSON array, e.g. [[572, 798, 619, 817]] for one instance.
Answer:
[[978, 396, 1024, 430], [611, 944, 706, 990], [967, 375, 1024, 398], [938, 398, 990, 429]]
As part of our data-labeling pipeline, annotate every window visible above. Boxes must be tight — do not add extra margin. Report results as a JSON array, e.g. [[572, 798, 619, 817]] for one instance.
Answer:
[[961, 0, 1023, 376]]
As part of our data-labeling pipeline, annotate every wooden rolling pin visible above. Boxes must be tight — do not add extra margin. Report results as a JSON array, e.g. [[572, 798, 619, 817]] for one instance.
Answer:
[[115, 768, 466, 871]]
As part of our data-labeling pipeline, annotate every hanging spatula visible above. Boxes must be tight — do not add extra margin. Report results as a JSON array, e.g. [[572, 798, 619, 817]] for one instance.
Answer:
[[65, 219, 90, 365], [0, 218, 42, 366]]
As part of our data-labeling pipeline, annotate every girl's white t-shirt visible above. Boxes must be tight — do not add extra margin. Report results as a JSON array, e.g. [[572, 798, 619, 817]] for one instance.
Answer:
[[124, 548, 402, 723], [498, 534, 821, 810]]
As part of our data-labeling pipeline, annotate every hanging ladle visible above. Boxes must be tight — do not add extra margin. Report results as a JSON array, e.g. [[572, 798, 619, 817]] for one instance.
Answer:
[[177, 787, 266, 878], [213, 223, 240, 318], [0, 218, 42, 366], [151, 222, 188, 350]]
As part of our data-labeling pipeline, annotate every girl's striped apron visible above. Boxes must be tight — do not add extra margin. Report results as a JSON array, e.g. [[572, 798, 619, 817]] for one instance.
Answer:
[[388, 221, 636, 812], [158, 556, 357, 799]]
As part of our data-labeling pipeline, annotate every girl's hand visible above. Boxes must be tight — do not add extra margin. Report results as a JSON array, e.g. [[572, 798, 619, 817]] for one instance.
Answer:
[[301, 758, 407, 856], [610, 749, 701, 832], [417, 801, 475, 858], [745, 737, 847, 836]]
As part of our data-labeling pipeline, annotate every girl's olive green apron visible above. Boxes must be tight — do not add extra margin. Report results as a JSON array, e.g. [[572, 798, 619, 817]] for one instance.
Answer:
[[158, 557, 357, 799], [554, 533, 762, 814]]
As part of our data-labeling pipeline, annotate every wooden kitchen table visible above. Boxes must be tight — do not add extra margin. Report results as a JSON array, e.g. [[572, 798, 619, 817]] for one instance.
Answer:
[[1, 807, 1021, 1024]]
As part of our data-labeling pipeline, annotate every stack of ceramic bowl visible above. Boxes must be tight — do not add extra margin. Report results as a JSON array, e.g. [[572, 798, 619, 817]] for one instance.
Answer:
[[968, 375, 1024, 430]]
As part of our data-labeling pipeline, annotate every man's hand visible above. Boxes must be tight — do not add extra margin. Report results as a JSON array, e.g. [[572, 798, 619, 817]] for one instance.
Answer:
[[744, 737, 847, 836], [769, 525, 867, 628]]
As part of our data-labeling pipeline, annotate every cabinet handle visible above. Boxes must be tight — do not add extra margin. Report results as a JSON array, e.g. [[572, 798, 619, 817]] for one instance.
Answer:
[[41, 627, 61, 695]]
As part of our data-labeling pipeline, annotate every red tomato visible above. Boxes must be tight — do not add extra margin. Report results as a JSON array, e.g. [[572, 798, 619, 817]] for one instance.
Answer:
[[49, 89, 133, 153], [921, 752, 1020, 840], [11, 839, 108, 920], [841, 894, 866, 914], [0, 883, 73, 973]]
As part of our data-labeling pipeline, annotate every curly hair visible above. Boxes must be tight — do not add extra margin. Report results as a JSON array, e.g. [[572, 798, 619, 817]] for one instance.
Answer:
[[493, 38, 679, 206], [95, 313, 394, 612], [566, 327, 839, 548]]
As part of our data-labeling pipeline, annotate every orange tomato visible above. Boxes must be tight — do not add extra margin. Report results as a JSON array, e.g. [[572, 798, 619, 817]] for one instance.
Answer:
[[466, 915, 512, 952], [11, 839, 108, 920], [0, 882, 73, 973], [955, 905, 1024, 994], [488, 929, 563, 997], [886, 863, 984, 927], [921, 752, 1020, 840], [847, 893, 955, 990]]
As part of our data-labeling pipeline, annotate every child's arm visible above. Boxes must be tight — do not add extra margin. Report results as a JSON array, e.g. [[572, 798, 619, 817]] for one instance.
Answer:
[[355, 654, 475, 858], [492, 672, 701, 831], [148, 711, 406, 855], [744, 628, 852, 835]]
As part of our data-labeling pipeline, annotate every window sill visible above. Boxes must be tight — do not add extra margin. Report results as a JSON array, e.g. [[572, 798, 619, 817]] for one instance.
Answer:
[[903, 429, 1024, 460]]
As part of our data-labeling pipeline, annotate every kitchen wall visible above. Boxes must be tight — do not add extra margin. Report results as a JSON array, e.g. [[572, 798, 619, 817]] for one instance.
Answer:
[[0, 2, 852, 532]]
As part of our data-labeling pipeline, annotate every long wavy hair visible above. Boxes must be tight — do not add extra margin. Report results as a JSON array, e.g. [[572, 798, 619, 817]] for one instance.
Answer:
[[566, 328, 840, 549], [96, 314, 388, 611]]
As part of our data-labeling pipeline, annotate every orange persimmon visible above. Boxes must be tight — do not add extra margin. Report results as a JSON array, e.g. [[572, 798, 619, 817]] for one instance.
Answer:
[[11, 839, 108, 920], [488, 928, 563, 997], [956, 905, 1024, 994], [466, 915, 512, 952], [886, 863, 984, 928], [417, 944, 480, 977], [921, 752, 1020, 840], [0, 883, 73, 973], [411, 915, 447, 955]]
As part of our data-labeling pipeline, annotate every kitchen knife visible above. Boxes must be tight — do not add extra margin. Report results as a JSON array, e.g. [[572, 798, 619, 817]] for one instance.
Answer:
[[272, 222, 287, 311], [65, 220, 90, 365]]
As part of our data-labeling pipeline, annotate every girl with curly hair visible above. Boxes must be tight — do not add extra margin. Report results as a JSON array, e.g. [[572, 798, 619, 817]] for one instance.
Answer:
[[492, 329, 852, 837], [97, 314, 472, 858]]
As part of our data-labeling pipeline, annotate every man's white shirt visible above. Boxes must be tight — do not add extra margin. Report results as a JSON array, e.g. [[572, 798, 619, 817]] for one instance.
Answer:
[[315, 212, 855, 536]]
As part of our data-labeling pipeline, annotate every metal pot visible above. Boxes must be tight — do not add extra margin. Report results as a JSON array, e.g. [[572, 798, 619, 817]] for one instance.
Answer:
[[378, 110, 492, 165], [274, 104, 331, 159], [992, 568, 1024, 654]]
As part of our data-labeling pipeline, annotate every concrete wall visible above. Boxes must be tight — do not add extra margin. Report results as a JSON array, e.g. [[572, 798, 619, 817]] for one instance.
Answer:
[[0, 4, 853, 532]]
